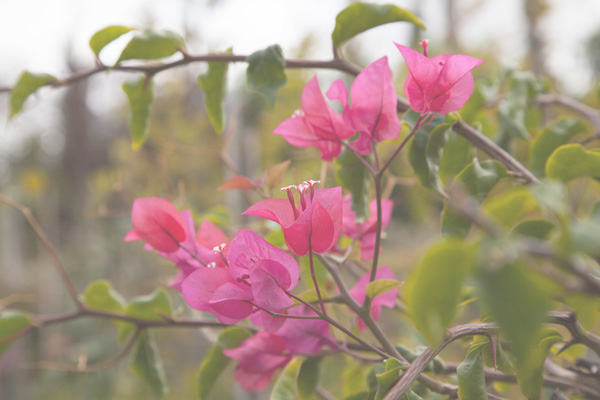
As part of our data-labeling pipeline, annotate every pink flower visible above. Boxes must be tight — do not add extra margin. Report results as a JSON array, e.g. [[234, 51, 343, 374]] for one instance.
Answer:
[[224, 331, 292, 391], [124, 197, 187, 253], [395, 40, 483, 115], [181, 266, 253, 324], [327, 56, 402, 154], [244, 181, 342, 256], [342, 196, 393, 260], [227, 229, 299, 312], [275, 306, 336, 355], [273, 76, 355, 161], [349, 267, 399, 331]]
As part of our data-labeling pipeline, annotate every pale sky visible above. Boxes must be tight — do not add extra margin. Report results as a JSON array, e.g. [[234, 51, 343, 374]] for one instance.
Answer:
[[0, 0, 599, 167]]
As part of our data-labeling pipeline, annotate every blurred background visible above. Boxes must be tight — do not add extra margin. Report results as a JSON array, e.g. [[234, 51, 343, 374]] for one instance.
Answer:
[[0, 0, 599, 399]]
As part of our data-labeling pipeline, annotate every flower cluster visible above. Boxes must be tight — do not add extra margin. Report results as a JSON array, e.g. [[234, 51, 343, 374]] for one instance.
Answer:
[[124, 40, 483, 395], [274, 56, 402, 160]]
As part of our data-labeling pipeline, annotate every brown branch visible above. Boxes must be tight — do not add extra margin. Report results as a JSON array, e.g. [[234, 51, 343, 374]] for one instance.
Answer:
[[440, 362, 600, 399], [548, 311, 600, 358], [536, 93, 600, 138], [27, 327, 142, 372], [384, 322, 498, 400], [0, 193, 84, 309]]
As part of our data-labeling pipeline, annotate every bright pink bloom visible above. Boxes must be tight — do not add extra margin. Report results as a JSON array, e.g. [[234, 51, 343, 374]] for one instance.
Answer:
[[273, 76, 355, 161], [181, 266, 253, 324], [395, 40, 483, 115], [224, 331, 292, 391], [328, 56, 401, 154], [244, 181, 342, 256], [166, 214, 230, 290], [227, 229, 299, 311], [349, 267, 399, 331], [124, 197, 187, 253], [342, 196, 393, 260], [276, 306, 336, 355]]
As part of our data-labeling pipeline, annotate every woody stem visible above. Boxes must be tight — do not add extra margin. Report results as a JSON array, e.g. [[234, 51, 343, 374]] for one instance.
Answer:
[[308, 239, 327, 316]]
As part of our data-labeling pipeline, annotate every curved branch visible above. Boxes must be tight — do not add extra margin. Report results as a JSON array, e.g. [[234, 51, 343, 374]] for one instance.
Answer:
[[536, 93, 600, 138], [0, 193, 84, 309]]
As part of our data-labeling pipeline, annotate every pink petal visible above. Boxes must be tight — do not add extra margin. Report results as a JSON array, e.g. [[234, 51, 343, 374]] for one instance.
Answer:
[[129, 197, 187, 253], [326, 79, 349, 108], [310, 187, 342, 254], [347, 57, 401, 143], [250, 263, 294, 311], [196, 220, 228, 249], [428, 54, 483, 102], [243, 198, 296, 228], [403, 74, 425, 113], [250, 309, 286, 332], [349, 266, 399, 330], [181, 267, 233, 311], [394, 43, 438, 93], [273, 115, 318, 148], [282, 206, 313, 256], [276, 306, 336, 355], [431, 72, 475, 114]]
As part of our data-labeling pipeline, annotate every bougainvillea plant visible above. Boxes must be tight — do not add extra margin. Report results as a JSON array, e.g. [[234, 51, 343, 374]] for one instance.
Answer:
[[2, 3, 600, 400]]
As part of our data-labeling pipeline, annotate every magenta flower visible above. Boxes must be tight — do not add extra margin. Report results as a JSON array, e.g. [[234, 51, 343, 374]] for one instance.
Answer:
[[244, 181, 342, 256], [327, 56, 402, 154], [227, 229, 299, 311], [342, 195, 393, 260], [167, 216, 229, 291], [181, 265, 253, 324], [224, 331, 292, 391], [275, 305, 336, 355], [273, 76, 355, 161], [349, 266, 399, 331], [124, 197, 187, 253], [395, 40, 483, 115]]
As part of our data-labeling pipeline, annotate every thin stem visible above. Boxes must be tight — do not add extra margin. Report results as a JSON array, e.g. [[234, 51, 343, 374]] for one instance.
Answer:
[[0, 193, 84, 310], [378, 113, 429, 177], [341, 141, 377, 176], [308, 240, 327, 315], [28, 327, 142, 372]]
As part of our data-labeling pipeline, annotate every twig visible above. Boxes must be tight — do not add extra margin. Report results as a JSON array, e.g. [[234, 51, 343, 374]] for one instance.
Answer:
[[383, 322, 498, 400], [26, 327, 142, 372], [0, 193, 84, 309], [536, 93, 600, 138], [548, 311, 600, 358]]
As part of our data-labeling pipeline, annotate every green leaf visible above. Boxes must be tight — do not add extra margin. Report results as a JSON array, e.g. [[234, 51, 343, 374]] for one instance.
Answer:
[[439, 133, 474, 183], [441, 159, 508, 237], [117, 29, 184, 64], [476, 262, 551, 369], [198, 344, 230, 400], [484, 187, 538, 229], [512, 219, 555, 240], [217, 326, 253, 349], [198, 327, 252, 400], [83, 280, 131, 336], [374, 358, 404, 400], [120, 288, 171, 342], [89, 25, 134, 58], [516, 329, 563, 400], [395, 344, 442, 373], [405, 239, 474, 345], [10, 71, 57, 117], [365, 279, 403, 300], [457, 343, 489, 400], [130, 331, 169, 399], [246, 45, 287, 109], [496, 72, 541, 146], [122, 76, 154, 150], [332, 3, 425, 46], [529, 180, 568, 215], [0, 310, 31, 357], [529, 118, 587, 177], [297, 357, 321, 399], [409, 122, 455, 195], [336, 147, 370, 222], [563, 293, 600, 330], [198, 48, 231, 134], [546, 144, 600, 182], [472, 336, 515, 375], [83, 279, 127, 313], [565, 217, 600, 256], [270, 357, 301, 400]]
